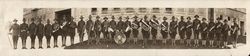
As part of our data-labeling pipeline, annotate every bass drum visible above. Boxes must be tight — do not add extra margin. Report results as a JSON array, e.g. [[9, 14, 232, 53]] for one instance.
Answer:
[[114, 31, 126, 44]]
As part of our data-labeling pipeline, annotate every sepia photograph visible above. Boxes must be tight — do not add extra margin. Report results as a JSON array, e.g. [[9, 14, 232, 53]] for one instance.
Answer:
[[7, 8, 246, 49]]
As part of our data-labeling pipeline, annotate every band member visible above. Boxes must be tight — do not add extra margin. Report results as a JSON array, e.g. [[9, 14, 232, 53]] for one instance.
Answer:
[[141, 15, 151, 48], [52, 19, 60, 48], [150, 15, 159, 44], [68, 17, 77, 45], [94, 16, 102, 44], [86, 15, 94, 45], [20, 18, 28, 49], [222, 19, 230, 48], [178, 16, 186, 45], [109, 16, 117, 40], [160, 17, 168, 44], [131, 16, 140, 44], [192, 15, 201, 47], [208, 19, 215, 47], [77, 16, 85, 42], [215, 17, 223, 48], [185, 17, 193, 46], [61, 16, 68, 47], [9, 19, 20, 49], [45, 19, 53, 48], [117, 16, 124, 32], [37, 19, 44, 49], [29, 18, 37, 49], [124, 16, 132, 43], [231, 18, 239, 48], [200, 18, 208, 47], [170, 16, 178, 46], [102, 17, 109, 40]]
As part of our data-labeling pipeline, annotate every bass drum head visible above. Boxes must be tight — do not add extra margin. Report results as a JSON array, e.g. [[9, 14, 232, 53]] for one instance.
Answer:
[[114, 31, 126, 44]]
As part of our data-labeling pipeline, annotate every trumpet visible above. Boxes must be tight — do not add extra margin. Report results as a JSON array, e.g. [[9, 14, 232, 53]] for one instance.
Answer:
[[196, 24, 200, 30], [161, 23, 168, 32], [209, 26, 215, 31], [203, 27, 207, 31]]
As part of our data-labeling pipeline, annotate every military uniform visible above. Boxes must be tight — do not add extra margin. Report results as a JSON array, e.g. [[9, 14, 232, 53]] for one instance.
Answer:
[[45, 22, 52, 48], [109, 18, 116, 39], [52, 22, 60, 47], [124, 19, 131, 39], [200, 21, 208, 40], [215, 20, 223, 47], [150, 19, 159, 43], [141, 18, 151, 47], [231, 21, 239, 48], [192, 18, 201, 40], [102, 17, 110, 39], [29, 21, 37, 49], [86, 17, 94, 44], [178, 19, 186, 40], [37, 22, 44, 49], [68, 20, 77, 45], [185, 20, 192, 40], [9, 20, 20, 49], [185, 18, 193, 46], [20, 21, 28, 49], [94, 17, 102, 44], [222, 21, 230, 42], [117, 18, 124, 32], [170, 20, 177, 40], [161, 20, 168, 39], [77, 17, 85, 42], [132, 18, 140, 39]]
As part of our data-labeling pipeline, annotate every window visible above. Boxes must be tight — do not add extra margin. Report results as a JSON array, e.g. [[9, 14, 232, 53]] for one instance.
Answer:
[[91, 8, 97, 15], [125, 8, 135, 13], [165, 8, 172, 14], [139, 8, 147, 13], [113, 8, 121, 13], [152, 8, 160, 13], [102, 8, 108, 14]]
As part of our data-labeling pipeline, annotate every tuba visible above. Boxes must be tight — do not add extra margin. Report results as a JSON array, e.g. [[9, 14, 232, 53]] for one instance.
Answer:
[[131, 23, 139, 29], [141, 20, 151, 31]]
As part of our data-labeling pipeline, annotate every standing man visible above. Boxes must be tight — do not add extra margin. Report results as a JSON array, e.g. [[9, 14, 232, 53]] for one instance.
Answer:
[[131, 16, 140, 44], [124, 16, 132, 43], [68, 17, 77, 45], [117, 16, 124, 32], [29, 18, 37, 49], [52, 19, 60, 48], [208, 19, 215, 47], [192, 15, 201, 47], [77, 16, 85, 42], [185, 17, 193, 46], [150, 15, 159, 44], [102, 17, 109, 41], [200, 18, 208, 47], [20, 18, 28, 49], [94, 16, 102, 44], [222, 19, 230, 48], [109, 16, 117, 40], [215, 17, 223, 48], [9, 19, 20, 49], [86, 15, 94, 45], [231, 18, 239, 48], [45, 19, 53, 48], [141, 15, 151, 48], [160, 17, 168, 44], [178, 16, 186, 45], [61, 16, 68, 47], [37, 19, 44, 49], [170, 16, 178, 46]]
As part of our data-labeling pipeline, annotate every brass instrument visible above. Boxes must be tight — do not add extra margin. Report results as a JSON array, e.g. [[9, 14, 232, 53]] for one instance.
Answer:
[[209, 26, 215, 31], [232, 27, 237, 34], [186, 24, 192, 28], [203, 27, 207, 31], [141, 20, 151, 31], [161, 23, 168, 32], [180, 26, 184, 31], [150, 19, 160, 29], [53, 23, 60, 32], [131, 23, 139, 29], [196, 24, 200, 30], [170, 23, 178, 33]]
